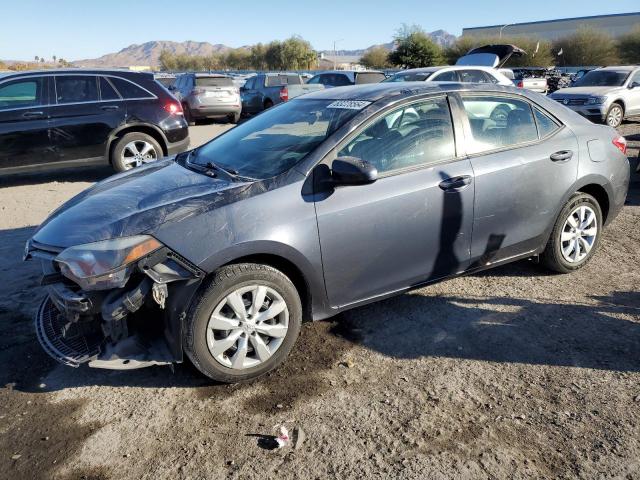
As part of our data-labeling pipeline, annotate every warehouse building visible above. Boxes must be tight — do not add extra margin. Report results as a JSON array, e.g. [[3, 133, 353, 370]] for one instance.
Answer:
[[463, 12, 640, 40]]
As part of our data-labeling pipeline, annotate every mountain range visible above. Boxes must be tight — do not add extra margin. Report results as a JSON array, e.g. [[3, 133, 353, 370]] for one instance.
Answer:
[[72, 30, 457, 67]]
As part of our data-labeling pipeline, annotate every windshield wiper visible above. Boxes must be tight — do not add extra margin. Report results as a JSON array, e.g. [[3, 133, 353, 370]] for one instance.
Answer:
[[204, 161, 240, 178]]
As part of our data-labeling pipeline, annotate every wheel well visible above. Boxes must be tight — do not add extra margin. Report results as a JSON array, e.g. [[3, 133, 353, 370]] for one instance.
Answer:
[[223, 254, 312, 322], [108, 126, 168, 163], [264, 98, 273, 107], [578, 184, 610, 223], [610, 99, 625, 114]]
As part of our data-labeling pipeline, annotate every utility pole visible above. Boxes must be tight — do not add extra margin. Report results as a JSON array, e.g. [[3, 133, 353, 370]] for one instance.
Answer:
[[499, 24, 511, 39]]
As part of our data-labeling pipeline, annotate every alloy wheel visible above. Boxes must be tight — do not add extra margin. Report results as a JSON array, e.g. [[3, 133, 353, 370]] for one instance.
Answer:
[[606, 105, 623, 128], [121, 140, 158, 169], [560, 205, 598, 263], [206, 285, 289, 370]]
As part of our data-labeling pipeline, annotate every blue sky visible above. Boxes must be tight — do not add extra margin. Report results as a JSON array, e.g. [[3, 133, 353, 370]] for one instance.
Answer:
[[1, 0, 638, 60]]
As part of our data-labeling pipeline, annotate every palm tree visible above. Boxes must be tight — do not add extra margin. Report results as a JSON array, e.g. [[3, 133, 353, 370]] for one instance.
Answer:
[[34, 55, 39, 62], [52, 55, 56, 63]]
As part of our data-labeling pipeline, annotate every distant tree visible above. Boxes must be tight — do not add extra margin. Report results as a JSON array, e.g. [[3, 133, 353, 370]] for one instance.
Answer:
[[159, 49, 178, 71], [360, 47, 391, 69], [553, 26, 619, 66], [40, 57, 45, 63], [444, 35, 553, 67], [264, 41, 286, 70], [388, 24, 443, 68], [34, 55, 39, 62], [250, 43, 267, 70], [281, 36, 317, 70], [52, 55, 57, 63], [617, 26, 640, 64]]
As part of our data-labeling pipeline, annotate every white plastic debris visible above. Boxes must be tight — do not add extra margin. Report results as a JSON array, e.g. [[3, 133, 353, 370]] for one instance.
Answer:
[[275, 425, 290, 448]]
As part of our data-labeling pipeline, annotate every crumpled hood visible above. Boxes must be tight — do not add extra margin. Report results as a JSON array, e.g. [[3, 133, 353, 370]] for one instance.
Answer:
[[32, 159, 249, 248], [551, 86, 622, 97]]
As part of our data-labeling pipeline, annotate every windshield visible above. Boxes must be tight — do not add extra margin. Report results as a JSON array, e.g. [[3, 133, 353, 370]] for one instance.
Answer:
[[384, 71, 434, 82], [190, 99, 366, 179], [573, 70, 629, 87]]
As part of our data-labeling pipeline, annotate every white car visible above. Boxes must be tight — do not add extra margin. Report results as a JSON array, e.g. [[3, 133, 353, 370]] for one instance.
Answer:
[[384, 44, 525, 87]]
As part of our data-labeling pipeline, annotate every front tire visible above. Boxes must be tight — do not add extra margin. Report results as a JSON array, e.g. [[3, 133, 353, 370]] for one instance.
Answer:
[[540, 193, 602, 273], [184, 263, 302, 383], [605, 102, 624, 128]]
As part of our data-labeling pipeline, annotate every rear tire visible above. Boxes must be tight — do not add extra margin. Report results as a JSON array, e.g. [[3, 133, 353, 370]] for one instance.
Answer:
[[183, 104, 195, 126], [228, 112, 241, 124], [111, 132, 163, 172], [540, 193, 602, 273], [184, 263, 302, 383], [263, 99, 273, 110]]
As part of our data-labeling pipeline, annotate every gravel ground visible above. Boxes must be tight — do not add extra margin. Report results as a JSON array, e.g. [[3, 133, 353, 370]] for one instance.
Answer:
[[0, 121, 639, 480]]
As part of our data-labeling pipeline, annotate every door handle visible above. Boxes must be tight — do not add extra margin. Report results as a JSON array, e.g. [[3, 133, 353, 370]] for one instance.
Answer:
[[22, 111, 44, 118], [100, 105, 119, 111], [550, 150, 573, 162], [439, 175, 472, 191]]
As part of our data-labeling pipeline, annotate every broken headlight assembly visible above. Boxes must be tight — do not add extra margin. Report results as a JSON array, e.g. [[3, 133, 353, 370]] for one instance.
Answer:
[[55, 235, 163, 291]]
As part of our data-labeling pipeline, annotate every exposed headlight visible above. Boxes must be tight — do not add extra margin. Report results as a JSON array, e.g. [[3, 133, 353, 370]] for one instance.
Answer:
[[55, 235, 163, 291], [586, 96, 607, 105]]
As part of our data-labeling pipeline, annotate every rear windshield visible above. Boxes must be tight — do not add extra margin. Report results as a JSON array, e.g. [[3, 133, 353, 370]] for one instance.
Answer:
[[384, 71, 434, 82], [573, 71, 629, 87], [265, 75, 302, 87], [355, 72, 386, 84], [195, 77, 234, 87], [155, 77, 176, 87]]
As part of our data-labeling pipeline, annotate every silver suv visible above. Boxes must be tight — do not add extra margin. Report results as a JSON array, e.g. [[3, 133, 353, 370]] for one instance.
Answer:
[[170, 73, 241, 125], [549, 66, 640, 128]]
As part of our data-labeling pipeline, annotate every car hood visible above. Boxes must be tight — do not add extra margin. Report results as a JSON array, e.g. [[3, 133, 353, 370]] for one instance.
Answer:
[[456, 44, 526, 68], [551, 86, 619, 97], [31, 159, 252, 249]]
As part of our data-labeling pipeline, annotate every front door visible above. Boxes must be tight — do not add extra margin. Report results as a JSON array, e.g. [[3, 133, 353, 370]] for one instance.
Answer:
[[456, 93, 579, 266], [48, 75, 124, 163], [315, 96, 475, 308], [0, 76, 53, 172]]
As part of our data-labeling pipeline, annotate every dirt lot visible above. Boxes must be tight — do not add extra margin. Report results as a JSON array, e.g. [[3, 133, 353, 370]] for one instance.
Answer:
[[0, 122, 639, 480]]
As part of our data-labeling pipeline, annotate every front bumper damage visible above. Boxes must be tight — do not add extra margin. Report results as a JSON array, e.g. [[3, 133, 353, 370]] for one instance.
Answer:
[[29, 242, 204, 370]]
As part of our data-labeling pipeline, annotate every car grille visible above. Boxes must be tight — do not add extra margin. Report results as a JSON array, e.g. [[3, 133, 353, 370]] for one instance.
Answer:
[[554, 98, 587, 106], [35, 297, 102, 367]]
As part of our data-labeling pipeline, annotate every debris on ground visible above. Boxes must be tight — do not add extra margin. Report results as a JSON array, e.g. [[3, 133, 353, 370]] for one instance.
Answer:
[[275, 426, 289, 448]]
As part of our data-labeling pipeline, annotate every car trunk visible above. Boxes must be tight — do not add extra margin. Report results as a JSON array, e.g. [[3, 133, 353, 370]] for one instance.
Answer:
[[193, 77, 238, 105], [456, 44, 526, 68]]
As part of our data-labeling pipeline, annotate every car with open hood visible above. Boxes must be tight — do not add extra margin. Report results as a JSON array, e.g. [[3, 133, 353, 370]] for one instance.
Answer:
[[26, 81, 629, 383]]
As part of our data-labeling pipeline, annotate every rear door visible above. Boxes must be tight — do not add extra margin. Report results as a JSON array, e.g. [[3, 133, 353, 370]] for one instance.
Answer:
[[0, 75, 53, 171], [49, 74, 125, 163], [241, 76, 262, 113], [454, 93, 579, 266], [315, 95, 474, 307]]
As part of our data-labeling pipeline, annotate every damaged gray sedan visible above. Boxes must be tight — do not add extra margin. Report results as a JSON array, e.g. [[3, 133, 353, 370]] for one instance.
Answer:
[[26, 82, 629, 383]]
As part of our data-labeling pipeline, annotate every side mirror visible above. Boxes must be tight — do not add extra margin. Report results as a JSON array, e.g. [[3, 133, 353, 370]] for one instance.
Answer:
[[331, 157, 377, 186], [629, 82, 640, 89]]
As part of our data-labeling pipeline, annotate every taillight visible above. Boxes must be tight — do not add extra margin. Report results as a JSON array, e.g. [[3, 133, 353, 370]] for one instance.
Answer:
[[516, 80, 524, 88], [279, 86, 289, 102], [612, 136, 627, 155], [164, 102, 183, 116]]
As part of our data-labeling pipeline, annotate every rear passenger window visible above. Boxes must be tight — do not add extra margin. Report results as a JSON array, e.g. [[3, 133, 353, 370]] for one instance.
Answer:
[[0, 77, 45, 110], [55, 76, 99, 104], [432, 71, 458, 82], [459, 70, 491, 83], [109, 77, 154, 99], [331, 74, 352, 87], [534, 107, 559, 138], [355, 72, 386, 84], [338, 97, 455, 173], [461, 95, 538, 154], [99, 77, 120, 100]]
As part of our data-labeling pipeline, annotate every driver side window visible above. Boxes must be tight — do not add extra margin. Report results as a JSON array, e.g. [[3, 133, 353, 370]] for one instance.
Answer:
[[338, 97, 455, 174]]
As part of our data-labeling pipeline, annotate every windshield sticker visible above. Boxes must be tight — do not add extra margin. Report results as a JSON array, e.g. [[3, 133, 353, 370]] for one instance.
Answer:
[[326, 100, 371, 110]]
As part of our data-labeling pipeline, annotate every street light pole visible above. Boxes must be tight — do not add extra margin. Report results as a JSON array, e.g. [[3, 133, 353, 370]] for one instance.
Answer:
[[499, 24, 511, 39], [333, 38, 344, 69]]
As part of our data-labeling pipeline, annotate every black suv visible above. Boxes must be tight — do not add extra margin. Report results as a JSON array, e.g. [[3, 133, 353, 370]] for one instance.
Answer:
[[0, 69, 189, 174]]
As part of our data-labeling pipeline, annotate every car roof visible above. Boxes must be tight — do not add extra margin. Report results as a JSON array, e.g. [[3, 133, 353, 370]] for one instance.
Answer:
[[192, 73, 231, 78], [395, 66, 498, 75], [0, 68, 154, 79], [300, 81, 520, 102], [596, 66, 639, 72]]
